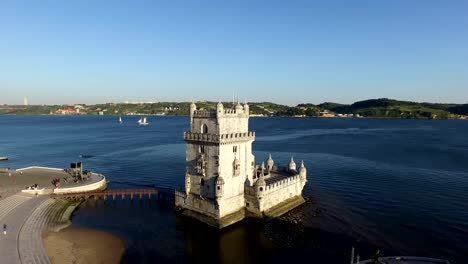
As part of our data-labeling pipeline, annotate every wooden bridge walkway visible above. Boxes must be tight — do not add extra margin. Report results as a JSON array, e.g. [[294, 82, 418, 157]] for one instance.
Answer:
[[51, 188, 175, 202]]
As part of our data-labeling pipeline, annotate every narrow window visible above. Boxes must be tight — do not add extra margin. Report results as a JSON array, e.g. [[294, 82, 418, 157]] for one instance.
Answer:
[[201, 178, 205, 186], [199, 145, 205, 153], [201, 124, 208, 134], [233, 146, 237, 153]]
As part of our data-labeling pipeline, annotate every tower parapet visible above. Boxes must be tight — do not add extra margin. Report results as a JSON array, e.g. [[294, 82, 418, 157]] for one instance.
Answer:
[[192, 110, 217, 118], [184, 131, 255, 144]]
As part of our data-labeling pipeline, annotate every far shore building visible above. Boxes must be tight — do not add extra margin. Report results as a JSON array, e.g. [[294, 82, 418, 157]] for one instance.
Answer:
[[175, 102, 307, 228], [54, 105, 87, 115]]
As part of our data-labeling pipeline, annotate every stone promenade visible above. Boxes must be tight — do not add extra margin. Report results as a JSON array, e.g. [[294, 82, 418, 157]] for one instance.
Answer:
[[0, 193, 60, 264]]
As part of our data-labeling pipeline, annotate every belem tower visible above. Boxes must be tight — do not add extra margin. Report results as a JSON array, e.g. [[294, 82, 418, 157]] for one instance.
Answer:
[[175, 101, 307, 228]]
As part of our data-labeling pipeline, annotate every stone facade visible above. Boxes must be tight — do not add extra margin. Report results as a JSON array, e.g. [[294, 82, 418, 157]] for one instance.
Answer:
[[175, 102, 307, 228]]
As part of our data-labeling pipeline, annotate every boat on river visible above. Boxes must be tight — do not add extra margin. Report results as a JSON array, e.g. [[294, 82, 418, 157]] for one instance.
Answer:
[[0, 157, 8, 161], [138, 117, 149, 125]]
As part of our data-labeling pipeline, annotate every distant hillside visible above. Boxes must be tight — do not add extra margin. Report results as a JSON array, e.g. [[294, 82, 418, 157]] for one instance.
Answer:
[[1, 99, 467, 119], [303, 98, 465, 119]]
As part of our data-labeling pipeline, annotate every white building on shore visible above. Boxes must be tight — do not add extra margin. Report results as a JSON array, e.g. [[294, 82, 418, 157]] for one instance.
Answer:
[[175, 101, 307, 228]]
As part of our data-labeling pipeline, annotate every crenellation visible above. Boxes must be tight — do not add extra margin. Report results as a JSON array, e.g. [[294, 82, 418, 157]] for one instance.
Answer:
[[193, 110, 217, 118]]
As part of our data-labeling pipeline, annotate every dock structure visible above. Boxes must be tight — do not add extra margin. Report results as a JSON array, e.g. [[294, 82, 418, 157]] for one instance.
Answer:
[[1, 165, 107, 196], [51, 188, 175, 203]]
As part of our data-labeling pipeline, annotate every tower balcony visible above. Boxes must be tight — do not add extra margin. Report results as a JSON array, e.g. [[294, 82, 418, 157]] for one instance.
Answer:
[[184, 131, 255, 144]]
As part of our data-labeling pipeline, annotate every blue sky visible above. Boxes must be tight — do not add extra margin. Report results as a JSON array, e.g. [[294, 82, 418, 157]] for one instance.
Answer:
[[1, 0, 467, 105]]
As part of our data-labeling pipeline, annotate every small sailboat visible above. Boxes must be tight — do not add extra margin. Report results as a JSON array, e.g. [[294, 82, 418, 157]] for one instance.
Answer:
[[118, 116, 122, 124], [138, 117, 149, 125]]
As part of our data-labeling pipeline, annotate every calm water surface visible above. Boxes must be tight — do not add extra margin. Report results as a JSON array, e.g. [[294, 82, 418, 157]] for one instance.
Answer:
[[1, 116, 467, 263]]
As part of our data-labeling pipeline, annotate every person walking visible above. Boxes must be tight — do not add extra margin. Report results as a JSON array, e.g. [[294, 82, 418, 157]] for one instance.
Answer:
[[3, 224, 6, 235]]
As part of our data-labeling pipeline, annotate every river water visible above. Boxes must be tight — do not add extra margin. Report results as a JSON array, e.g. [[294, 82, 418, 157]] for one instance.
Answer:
[[0, 115, 467, 263]]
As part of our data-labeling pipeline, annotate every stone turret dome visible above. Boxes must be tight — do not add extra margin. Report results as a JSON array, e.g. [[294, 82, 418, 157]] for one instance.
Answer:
[[235, 101, 243, 112], [266, 154, 274, 171], [255, 175, 266, 186], [217, 101, 224, 111], [216, 176, 225, 185], [190, 101, 197, 116], [289, 156, 296, 172], [299, 160, 307, 175]]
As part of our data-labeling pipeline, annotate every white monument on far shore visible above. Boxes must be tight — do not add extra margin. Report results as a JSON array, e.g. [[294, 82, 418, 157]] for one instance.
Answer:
[[175, 101, 307, 228]]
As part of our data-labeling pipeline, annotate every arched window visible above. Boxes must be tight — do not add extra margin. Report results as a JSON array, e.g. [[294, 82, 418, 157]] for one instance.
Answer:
[[201, 178, 205, 186], [201, 124, 208, 134]]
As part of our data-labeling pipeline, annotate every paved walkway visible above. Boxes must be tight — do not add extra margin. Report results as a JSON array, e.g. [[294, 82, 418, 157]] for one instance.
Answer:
[[19, 198, 71, 264], [0, 194, 49, 264]]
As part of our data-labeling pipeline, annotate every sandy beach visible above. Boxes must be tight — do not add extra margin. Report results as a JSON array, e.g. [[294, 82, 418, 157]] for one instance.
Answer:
[[43, 227, 125, 264]]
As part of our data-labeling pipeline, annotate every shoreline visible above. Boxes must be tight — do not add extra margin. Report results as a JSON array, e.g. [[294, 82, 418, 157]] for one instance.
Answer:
[[42, 199, 125, 264], [0, 113, 467, 120], [42, 226, 125, 264]]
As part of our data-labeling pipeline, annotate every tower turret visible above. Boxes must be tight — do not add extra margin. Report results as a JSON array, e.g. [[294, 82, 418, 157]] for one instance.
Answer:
[[289, 156, 296, 172], [255, 172, 266, 199], [215, 176, 225, 198], [217, 101, 224, 116], [299, 160, 307, 180], [244, 102, 249, 115], [190, 101, 197, 116], [235, 101, 243, 113], [185, 169, 191, 194], [266, 154, 274, 171]]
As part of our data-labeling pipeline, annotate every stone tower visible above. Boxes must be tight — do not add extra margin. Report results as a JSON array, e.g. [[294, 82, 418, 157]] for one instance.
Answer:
[[176, 101, 255, 228], [176, 101, 307, 228]]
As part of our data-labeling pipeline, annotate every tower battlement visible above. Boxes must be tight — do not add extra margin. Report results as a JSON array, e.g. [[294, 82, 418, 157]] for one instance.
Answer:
[[192, 110, 217, 118], [183, 131, 256, 144], [176, 101, 307, 228]]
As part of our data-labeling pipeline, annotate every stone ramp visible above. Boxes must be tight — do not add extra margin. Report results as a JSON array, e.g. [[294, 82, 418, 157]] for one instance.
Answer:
[[0, 195, 46, 264], [19, 198, 71, 264], [0, 192, 77, 264], [0, 194, 32, 221]]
